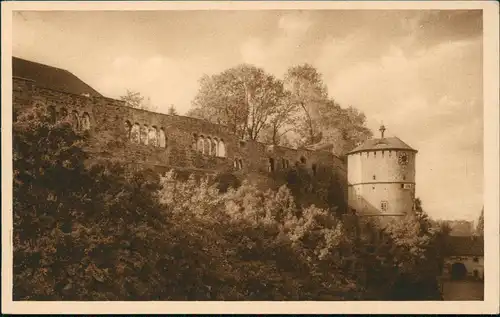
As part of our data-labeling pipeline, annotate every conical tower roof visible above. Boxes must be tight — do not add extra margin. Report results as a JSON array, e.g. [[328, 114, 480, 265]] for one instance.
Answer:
[[347, 136, 417, 155]]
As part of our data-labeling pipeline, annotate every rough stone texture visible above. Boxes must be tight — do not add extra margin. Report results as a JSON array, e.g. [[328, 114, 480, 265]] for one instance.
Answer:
[[13, 77, 348, 208]]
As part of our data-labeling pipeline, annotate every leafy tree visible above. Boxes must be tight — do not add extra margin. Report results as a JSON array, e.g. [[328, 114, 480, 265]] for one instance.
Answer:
[[284, 64, 329, 145], [188, 64, 293, 142], [475, 207, 484, 236], [283, 65, 372, 154], [120, 90, 156, 111], [189, 63, 371, 152], [262, 90, 299, 145], [14, 103, 434, 301], [167, 105, 178, 115], [377, 198, 443, 300], [212, 171, 241, 193], [316, 101, 373, 155], [158, 173, 361, 300], [13, 105, 172, 300], [274, 164, 347, 215], [12, 105, 232, 300]]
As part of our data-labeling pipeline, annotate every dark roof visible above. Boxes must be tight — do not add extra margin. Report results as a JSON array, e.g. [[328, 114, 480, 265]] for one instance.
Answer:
[[444, 236, 484, 257], [306, 142, 334, 152], [444, 220, 475, 236], [347, 136, 417, 155], [12, 56, 102, 97]]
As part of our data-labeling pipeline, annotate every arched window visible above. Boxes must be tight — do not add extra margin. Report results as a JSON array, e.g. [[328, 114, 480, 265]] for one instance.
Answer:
[[211, 139, 218, 156], [192, 134, 198, 151], [125, 121, 132, 139], [218, 139, 226, 157], [197, 136, 205, 154], [48, 106, 56, 123], [141, 125, 149, 145], [81, 112, 91, 130], [130, 123, 141, 144], [205, 137, 212, 155], [70, 111, 79, 130], [234, 158, 243, 170], [213, 138, 219, 156], [59, 108, 68, 121], [268, 158, 275, 172], [159, 128, 167, 148], [149, 126, 159, 147]]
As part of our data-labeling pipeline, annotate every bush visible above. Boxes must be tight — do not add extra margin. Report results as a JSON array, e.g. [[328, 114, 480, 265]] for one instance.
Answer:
[[351, 203, 444, 300], [212, 171, 241, 193], [13, 104, 441, 300], [158, 172, 360, 300], [274, 164, 347, 215], [13, 106, 171, 300]]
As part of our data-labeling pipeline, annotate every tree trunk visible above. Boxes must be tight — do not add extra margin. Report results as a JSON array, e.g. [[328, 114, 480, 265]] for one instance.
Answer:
[[299, 101, 315, 144]]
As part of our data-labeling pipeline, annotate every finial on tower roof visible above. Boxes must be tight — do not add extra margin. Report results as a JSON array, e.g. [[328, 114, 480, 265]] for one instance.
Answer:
[[379, 123, 386, 139]]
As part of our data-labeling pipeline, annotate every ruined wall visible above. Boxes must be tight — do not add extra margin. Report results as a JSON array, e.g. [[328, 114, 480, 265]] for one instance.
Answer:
[[13, 77, 347, 207]]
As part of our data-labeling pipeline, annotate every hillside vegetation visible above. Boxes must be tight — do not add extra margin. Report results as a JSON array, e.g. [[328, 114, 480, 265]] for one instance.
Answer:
[[13, 100, 445, 301]]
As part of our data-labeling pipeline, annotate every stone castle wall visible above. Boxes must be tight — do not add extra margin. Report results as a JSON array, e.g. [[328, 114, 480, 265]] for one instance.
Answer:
[[13, 77, 347, 201]]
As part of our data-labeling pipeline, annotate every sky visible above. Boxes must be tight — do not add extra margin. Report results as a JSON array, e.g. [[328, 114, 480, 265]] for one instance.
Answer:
[[12, 9, 483, 221]]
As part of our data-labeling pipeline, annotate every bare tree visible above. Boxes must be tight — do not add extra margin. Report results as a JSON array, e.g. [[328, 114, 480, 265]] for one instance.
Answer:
[[168, 105, 178, 115], [475, 207, 484, 236]]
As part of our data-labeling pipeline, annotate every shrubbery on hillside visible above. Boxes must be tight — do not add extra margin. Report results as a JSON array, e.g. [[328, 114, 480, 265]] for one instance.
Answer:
[[159, 172, 360, 300], [12, 106, 444, 300]]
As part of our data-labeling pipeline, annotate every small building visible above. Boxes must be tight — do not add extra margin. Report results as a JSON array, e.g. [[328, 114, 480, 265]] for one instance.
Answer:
[[442, 236, 484, 281]]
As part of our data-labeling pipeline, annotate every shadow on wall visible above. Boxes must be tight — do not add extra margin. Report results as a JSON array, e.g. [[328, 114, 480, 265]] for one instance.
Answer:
[[348, 188, 384, 217], [147, 161, 349, 218], [212, 171, 241, 193], [14, 77, 350, 189], [268, 164, 348, 216]]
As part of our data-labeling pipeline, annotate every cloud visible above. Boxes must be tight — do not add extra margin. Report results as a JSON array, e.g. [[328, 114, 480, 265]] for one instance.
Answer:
[[278, 12, 313, 36], [13, 10, 484, 221], [317, 30, 482, 220], [324, 36, 482, 128], [94, 55, 218, 114], [240, 12, 316, 76]]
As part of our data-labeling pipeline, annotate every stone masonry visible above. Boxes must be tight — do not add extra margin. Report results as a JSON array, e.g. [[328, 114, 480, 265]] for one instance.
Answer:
[[13, 76, 347, 202]]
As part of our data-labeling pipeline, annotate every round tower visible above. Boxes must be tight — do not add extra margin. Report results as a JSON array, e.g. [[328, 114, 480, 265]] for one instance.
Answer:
[[347, 125, 417, 216]]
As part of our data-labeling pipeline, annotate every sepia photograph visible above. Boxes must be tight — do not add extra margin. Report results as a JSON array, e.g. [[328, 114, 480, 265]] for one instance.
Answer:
[[2, 1, 499, 314]]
